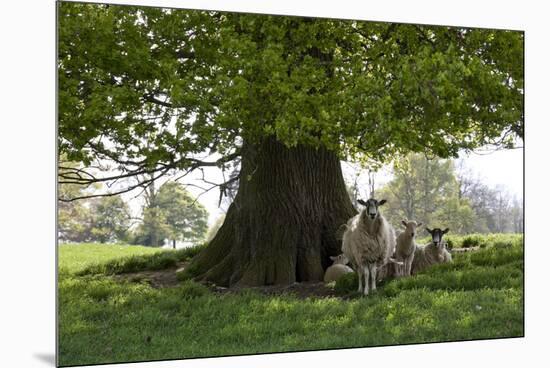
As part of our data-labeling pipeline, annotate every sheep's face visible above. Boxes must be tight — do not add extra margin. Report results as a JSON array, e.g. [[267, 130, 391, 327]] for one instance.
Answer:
[[330, 254, 349, 265], [358, 198, 387, 220], [401, 219, 423, 238], [426, 227, 449, 247]]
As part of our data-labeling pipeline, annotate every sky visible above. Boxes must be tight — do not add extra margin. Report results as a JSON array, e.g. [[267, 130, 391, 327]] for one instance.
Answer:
[[459, 148, 523, 197], [122, 145, 524, 228]]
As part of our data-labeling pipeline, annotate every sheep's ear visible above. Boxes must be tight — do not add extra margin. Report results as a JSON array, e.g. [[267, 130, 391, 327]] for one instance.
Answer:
[[426, 227, 433, 234], [401, 220, 408, 227], [417, 222, 423, 227], [357, 199, 367, 206], [329, 256, 337, 261], [378, 199, 387, 206], [442, 228, 450, 234]]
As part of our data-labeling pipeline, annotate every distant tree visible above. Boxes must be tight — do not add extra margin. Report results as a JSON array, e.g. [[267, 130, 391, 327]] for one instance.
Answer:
[[378, 154, 460, 229], [457, 163, 523, 233], [89, 196, 131, 243], [58, 183, 94, 242], [433, 197, 477, 234], [58, 157, 132, 243], [346, 182, 360, 209], [153, 181, 209, 248], [376, 153, 484, 234], [132, 181, 208, 247], [345, 168, 363, 209], [59, 186, 131, 243], [58, 158, 96, 242], [510, 197, 524, 233], [133, 207, 172, 247], [379, 155, 524, 235], [492, 186, 513, 233], [455, 161, 492, 232]]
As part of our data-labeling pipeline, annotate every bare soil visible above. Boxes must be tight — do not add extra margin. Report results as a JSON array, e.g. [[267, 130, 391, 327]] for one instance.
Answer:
[[114, 261, 188, 288]]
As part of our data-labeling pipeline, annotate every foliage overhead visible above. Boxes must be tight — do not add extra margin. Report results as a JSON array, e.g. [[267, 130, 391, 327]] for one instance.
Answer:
[[58, 2, 524, 194]]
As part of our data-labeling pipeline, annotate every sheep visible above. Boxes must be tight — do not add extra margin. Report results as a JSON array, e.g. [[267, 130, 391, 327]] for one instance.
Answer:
[[323, 254, 354, 283], [411, 227, 453, 275], [395, 219, 423, 277], [341, 198, 399, 296]]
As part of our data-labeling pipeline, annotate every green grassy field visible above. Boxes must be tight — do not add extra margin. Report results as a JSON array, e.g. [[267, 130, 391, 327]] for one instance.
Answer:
[[58, 243, 163, 274], [58, 234, 523, 367]]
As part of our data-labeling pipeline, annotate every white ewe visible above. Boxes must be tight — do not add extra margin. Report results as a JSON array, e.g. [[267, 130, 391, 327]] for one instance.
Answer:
[[395, 219, 423, 277], [411, 227, 452, 275], [324, 254, 354, 283], [341, 198, 399, 296]]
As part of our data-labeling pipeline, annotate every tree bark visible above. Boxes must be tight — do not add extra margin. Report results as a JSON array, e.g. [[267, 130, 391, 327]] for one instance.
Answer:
[[188, 137, 357, 287]]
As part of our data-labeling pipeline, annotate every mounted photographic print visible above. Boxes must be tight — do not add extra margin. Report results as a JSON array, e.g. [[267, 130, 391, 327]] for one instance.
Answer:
[[57, 0, 524, 366]]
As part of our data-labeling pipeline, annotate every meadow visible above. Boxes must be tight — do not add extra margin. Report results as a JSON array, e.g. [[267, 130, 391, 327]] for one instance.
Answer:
[[58, 234, 524, 367]]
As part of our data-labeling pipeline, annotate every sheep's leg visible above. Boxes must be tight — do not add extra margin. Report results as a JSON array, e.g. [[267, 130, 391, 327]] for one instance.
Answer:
[[397, 260, 404, 278], [393, 263, 403, 277], [357, 266, 363, 293], [406, 257, 413, 276], [369, 264, 377, 292], [363, 265, 370, 296]]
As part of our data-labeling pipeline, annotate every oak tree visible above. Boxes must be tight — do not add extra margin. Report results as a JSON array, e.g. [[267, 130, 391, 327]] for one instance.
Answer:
[[58, 3, 523, 285]]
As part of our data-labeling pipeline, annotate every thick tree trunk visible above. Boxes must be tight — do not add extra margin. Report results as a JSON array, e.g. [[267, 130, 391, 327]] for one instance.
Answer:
[[188, 137, 357, 287]]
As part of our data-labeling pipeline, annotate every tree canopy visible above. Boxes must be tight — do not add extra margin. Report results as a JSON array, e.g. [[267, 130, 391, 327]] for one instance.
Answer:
[[58, 2, 524, 199]]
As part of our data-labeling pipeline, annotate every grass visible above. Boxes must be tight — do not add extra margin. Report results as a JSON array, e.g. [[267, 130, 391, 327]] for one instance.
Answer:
[[416, 232, 523, 250], [59, 243, 205, 276], [58, 243, 163, 274], [58, 235, 523, 367]]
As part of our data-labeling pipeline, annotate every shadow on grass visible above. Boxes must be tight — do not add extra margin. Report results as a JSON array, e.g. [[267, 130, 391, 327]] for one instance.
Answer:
[[58, 275, 523, 366]]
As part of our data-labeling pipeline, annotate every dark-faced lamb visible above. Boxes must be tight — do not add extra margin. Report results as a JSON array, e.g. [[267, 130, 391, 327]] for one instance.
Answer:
[[341, 198, 399, 296], [411, 227, 452, 275], [395, 219, 423, 277], [323, 254, 354, 283]]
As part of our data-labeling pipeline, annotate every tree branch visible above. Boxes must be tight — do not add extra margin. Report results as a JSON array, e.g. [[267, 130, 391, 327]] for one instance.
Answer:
[[143, 92, 173, 108], [59, 167, 170, 202], [58, 150, 242, 201]]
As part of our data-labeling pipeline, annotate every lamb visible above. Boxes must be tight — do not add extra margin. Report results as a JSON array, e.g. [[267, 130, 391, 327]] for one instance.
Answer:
[[395, 219, 423, 277], [341, 198, 399, 296], [411, 227, 453, 275], [323, 254, 354, 283]]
